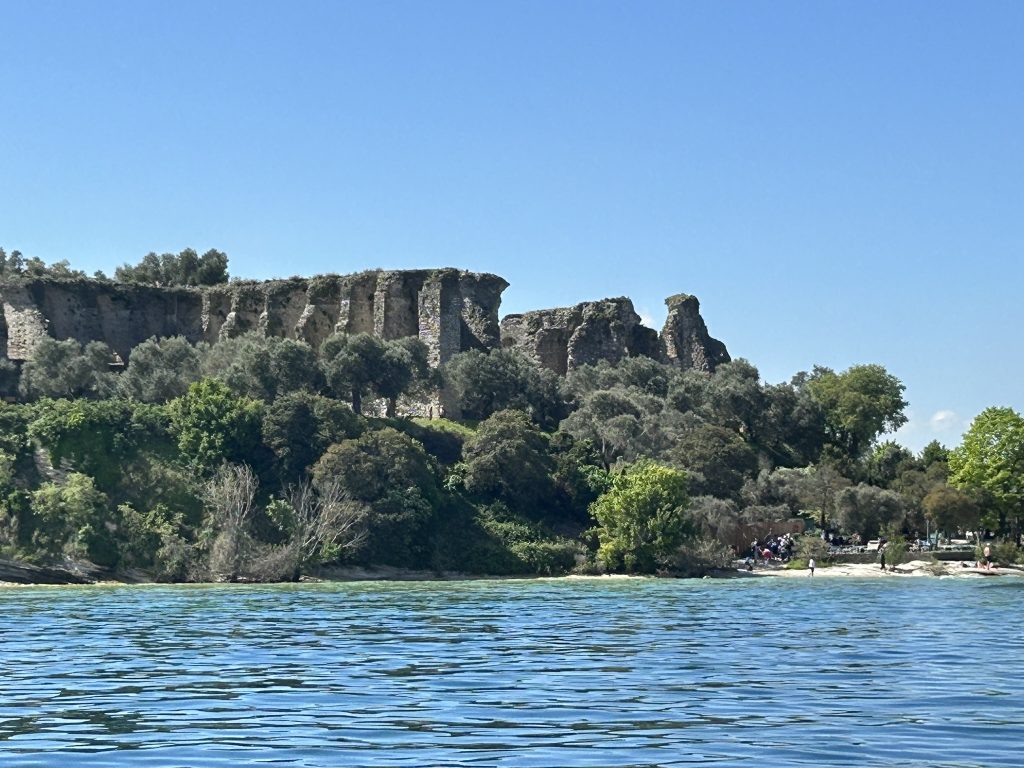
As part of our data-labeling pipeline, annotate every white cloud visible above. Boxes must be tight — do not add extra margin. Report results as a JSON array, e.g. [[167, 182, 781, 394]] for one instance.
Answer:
[[929, 410, 959, 432]]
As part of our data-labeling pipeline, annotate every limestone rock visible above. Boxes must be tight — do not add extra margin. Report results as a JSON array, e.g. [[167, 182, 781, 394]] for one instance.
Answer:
[[661, 293, 730, 372], [0, 269, 508, 378], [501, 297, 657, 374]]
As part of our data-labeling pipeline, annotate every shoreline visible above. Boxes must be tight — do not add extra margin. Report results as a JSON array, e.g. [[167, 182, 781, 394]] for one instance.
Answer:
[[2, 559, 1022, 588], [733, 559, 1024, 579]]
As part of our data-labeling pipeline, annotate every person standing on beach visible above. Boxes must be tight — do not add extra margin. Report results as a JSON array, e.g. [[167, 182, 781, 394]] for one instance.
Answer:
[[808, 557, 815, 577], [879, 544, 886, 571]]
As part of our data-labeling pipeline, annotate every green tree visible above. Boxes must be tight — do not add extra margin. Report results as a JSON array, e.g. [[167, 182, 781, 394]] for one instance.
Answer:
[[29, 473, 116, 566], [866, 441, 917, 488], [320, 333, 385, 414], [262, 392, 362, 484], [168, 379, 264, 474], [27, 398, 168, 491], [922, 485, 980, 539], [115, 248, 229, 286], [835, 483, 905, 541], [666, 422, 758, 501], [590, 459, 692, 573], [202, 334, 323, 402], [120, 336, 202, 402], [462, 410, 555, 515], [561, 388, 666, 470], [949, 407, 1024, 540], [793, 462, 852, 529], [19, 339, 117, 400], [375, 337, 432, 417], [443, 348, 567, 429], [807, 364, 908, 461], [312, 428, 440, 566]]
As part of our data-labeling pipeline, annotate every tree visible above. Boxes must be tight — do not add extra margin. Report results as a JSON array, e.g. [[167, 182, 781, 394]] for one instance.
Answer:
[[589, 460, 692, 573], [375, 337, 432, 417], [807, 364, 908, 461], [168, 379, 264, 474], [560, 388, 665, 469], [462, 410, 555, 514], [115, 248, 229, 286], [312, 428, 440, 566], [27, 398, 168, 491], [835, 483, 905, 541], [666, 423, 758, 501], [920, 440, 950, 468], [202, 463, 258, 581], [30, 473, 116, 566], [120, 336, 202, 402], [202, 334, 322, 402], [320, 333, 385, 414], [280, 480, 368, 568], [19, 339, 117, 400], [443, 348, 567, 429], [922, 485, 979, 539], [866, 441, 917, 488], [949, 407, 1024, 540], [262, 392, 362, 484], [793, 463, 852, 529]]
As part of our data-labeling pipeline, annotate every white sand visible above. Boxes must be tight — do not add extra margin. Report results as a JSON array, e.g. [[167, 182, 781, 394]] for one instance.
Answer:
[[742, 560, 1023, 578]]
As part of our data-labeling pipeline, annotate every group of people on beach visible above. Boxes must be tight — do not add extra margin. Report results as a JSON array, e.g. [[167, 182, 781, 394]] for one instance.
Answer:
[[750, 533, 796, 565]]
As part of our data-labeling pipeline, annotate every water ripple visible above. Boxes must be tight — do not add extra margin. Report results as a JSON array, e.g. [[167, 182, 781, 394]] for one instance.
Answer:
[[1, 579, 1022, 766]]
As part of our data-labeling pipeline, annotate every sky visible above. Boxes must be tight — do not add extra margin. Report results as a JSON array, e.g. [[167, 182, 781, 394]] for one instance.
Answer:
[[1, 1, 1021, 451]]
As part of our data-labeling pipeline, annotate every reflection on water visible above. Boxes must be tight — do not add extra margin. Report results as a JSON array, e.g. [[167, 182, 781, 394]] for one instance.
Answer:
[[1, 578, 1022, 766]]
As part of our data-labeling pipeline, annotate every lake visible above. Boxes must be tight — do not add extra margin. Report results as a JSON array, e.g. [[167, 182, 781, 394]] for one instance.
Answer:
[[1, 577, 1022, 767]]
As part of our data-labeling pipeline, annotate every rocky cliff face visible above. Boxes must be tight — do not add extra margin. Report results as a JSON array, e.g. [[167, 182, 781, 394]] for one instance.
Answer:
[[500, 298, 659, 375], [660, 293, 730, 372], [500, 293, 728, 374], [0, 269, 508, 373], [0, 271, 728, 400]]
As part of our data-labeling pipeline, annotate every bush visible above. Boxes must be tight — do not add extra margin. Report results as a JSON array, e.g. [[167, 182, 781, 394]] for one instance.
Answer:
[[977, 539, 1022, 567], [668, 536, 735, 577]]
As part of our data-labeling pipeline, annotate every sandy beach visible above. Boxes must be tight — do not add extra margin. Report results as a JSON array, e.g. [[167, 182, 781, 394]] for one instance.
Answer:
[[741, 559, 1024, 579]]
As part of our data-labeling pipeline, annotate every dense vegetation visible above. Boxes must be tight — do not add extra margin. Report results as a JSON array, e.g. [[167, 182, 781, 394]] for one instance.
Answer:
[[0, 250, 1019, 580], [0, 247, 229, 285]]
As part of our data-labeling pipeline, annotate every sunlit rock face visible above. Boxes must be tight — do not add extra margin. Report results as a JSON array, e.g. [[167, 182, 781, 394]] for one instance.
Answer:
[[500, 294, 728, 375], [660, 293, 730, 373], [0, 269, 508, 372]]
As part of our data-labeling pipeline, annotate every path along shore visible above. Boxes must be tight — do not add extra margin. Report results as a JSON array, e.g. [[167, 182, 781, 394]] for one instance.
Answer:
[[739, 559, 1024, 578]]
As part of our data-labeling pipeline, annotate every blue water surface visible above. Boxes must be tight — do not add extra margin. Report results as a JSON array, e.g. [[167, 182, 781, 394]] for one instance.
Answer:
[[1, 577, 1022, 767]]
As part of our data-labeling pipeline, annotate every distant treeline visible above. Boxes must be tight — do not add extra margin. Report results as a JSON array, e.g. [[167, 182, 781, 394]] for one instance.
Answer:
[[0, 246, 229, 286]]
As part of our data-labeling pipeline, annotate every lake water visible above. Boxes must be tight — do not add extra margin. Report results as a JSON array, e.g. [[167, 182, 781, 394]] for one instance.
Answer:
[[1, 577, 1022, 767]]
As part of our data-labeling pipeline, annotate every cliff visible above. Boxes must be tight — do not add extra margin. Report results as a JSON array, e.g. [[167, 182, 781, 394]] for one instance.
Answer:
[[0, 269, 508, 371], [500, 298, 659, 374], [500, 294, 728, 374], [660, 293, 730, 372], [0, 271, 728, 389]]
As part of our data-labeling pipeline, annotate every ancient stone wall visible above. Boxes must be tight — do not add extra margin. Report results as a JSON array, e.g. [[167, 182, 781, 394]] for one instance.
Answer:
[[501, 298, 658, 374], [500, 293, 725, 375], [0, 270, 509, 386]]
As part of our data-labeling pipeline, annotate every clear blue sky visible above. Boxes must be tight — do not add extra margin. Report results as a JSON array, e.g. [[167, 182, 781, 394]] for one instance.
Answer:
[[2, 1, 1021, 451]]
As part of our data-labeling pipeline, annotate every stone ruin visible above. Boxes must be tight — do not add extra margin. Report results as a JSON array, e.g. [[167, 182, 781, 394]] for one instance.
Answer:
[[0, 269, 729, 413], [0, 268, 506, 369], [500, 294, 730, 374]]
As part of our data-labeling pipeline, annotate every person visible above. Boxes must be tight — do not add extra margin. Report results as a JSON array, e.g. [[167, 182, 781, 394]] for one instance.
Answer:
[[983, 544, 992, 570], [879, 544, 886, 571], [808, 557, 815, 577]]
